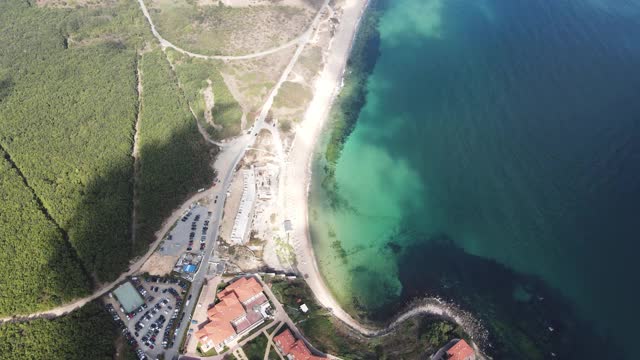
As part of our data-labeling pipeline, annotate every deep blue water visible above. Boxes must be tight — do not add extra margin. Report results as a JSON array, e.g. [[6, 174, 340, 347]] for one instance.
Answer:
[[311, 0, 640, 358]]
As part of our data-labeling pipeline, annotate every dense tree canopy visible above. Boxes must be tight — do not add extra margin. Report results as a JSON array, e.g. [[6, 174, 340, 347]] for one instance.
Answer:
[[0, 303, 117, 360], [0, 0, 216, 315], [0, 150, 90, 316], [135, 50, 216, 250], [0, 0, 143, 282]]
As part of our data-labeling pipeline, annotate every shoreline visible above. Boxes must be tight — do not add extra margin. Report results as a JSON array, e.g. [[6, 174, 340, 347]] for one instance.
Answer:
[[283, 0, 374, 335], [283, 0, 489, 353]]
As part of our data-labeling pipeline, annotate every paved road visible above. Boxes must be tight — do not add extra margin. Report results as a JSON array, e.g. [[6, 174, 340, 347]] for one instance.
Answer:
[[136, 0, 330, 61]]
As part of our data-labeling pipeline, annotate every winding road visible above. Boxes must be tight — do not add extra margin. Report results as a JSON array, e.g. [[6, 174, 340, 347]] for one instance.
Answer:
[[135, 0, 330, 61]]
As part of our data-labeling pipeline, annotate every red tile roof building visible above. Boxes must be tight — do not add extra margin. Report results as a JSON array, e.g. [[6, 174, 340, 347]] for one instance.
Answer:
[[274, 329, 324, 360], [195, 277, 270, 353], [446, 339, 476, 360]]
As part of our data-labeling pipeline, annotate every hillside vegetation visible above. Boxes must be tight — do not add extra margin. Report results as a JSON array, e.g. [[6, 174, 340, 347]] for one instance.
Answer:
[[0, 0, 216, 315], [135, 50, 216, 250], [167, 50, 244, 140], [0, 150, 90, 315], [0, 0, 146, 283], [0, 302, 117, 360], [268, 277, 467, 360]]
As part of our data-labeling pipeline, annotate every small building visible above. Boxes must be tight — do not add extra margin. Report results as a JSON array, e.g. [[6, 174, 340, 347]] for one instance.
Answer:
[[274, 328, 324, 360], [446, 339, 475, 360], [431, 339, 476, 360]]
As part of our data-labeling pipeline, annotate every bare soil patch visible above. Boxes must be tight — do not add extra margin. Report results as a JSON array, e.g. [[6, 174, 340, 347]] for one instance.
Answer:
[[139, 252, 176, 275]]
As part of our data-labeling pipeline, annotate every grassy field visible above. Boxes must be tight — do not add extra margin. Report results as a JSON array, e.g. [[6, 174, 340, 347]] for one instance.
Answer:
[[268, 345, 280, 360], [0, 302, 117, 360], [243, 333, 269, 360], [167, 49, 244, 140], [146, 0, 315, 55], [267, 277, 467, 360], [272, 81, 313, 110]]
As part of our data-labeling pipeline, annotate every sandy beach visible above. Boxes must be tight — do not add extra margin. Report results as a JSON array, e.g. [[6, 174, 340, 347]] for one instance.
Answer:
[[282, 0, 375, 335], [281, 0, 489, 348]]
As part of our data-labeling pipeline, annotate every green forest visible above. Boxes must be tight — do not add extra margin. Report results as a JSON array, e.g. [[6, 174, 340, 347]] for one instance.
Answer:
[[0, 0, 217, 315], [0, 0, 144, 283], [0, 303, 117, 360], [135, 50, 216, 251], [167, 50, 244, 140], [0, 150, 90, 315]]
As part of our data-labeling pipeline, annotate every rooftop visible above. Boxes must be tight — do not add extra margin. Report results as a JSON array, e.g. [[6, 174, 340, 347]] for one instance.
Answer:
[[274, 329, 324, 360], [218, 277, 263, 303], [446, 339, 475, 360], [195, 277, 269, 349]]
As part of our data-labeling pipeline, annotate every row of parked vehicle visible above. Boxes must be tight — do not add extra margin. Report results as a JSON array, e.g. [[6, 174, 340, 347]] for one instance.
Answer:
[[180, 210, 194, 223], [105, 303, 120, 322]]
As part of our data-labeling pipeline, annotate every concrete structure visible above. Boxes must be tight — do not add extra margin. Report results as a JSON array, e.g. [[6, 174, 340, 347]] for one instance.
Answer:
[[283, 220, 293, 232], [174, 253, 203, 281], [230, 168, 257, 244], [273, 328, 324, 360], [195, 277, 271, 353], [113, 281, 144, 313], [255, 165, 278, 200]]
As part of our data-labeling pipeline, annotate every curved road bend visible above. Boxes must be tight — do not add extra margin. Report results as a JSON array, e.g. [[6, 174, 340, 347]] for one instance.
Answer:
[[136, 0, 330, 61]]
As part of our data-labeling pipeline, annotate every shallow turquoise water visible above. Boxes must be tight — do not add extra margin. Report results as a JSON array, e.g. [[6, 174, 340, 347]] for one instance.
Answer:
[[310, 0, 640, 357]]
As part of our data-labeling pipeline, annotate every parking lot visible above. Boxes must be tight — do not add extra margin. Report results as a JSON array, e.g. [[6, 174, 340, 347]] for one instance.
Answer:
[[160, 205, 212, 257], [104, 276, 191, 360]]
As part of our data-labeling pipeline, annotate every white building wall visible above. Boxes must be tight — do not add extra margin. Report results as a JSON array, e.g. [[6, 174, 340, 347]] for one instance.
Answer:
[[230, 168, 257, 244]]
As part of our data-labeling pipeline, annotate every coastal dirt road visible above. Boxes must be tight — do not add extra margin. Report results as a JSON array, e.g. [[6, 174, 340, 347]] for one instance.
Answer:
[[136, 0, 330, 61]]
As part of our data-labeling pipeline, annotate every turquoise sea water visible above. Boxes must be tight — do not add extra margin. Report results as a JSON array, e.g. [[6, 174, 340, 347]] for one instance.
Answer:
[[309, 0, 640, 358]]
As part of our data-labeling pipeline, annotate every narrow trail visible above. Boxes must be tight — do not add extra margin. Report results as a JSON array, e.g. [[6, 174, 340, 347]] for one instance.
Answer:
[[136, 0, 326, 61], [161, 51, 227, 148], [203, 79, 221, 130], [130, 55, 143, 248]]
